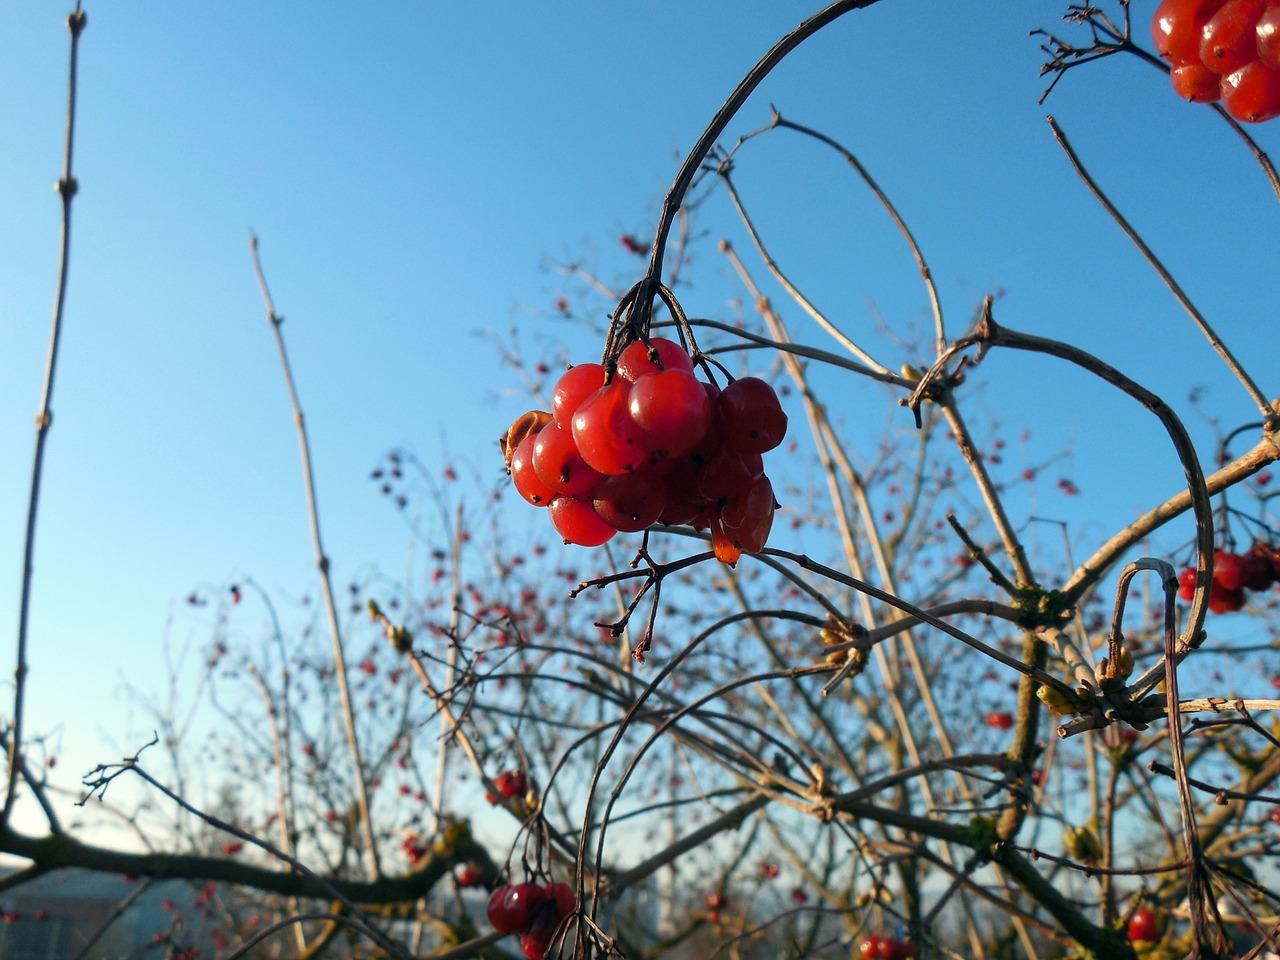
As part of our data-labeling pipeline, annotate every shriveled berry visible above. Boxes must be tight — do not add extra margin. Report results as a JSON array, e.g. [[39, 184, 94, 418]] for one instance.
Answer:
[[720, 474, 776, 554], [697, 446, 763, 502], [716, 377, 788, 454]]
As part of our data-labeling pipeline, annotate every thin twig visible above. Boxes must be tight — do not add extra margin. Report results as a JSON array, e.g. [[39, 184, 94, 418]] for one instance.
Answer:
[[248, 235, 382, 878], [5, 4, 87, 833]]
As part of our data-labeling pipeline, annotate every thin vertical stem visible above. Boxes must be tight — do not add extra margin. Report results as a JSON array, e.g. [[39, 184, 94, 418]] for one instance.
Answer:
[[5, 5, 88, 831], [249, 235, 382, 879]]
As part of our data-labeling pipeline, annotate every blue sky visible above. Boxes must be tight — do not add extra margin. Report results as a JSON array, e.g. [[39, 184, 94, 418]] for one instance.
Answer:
[[1, 1, 1277, 836]]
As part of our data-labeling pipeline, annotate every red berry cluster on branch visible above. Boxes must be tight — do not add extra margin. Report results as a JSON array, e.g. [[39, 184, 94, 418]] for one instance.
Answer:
[[485, 769, 534, 805], [1177, 543, 1279, 612], [487, 881, 576, 959], [1152, 0, 1280, 121], [502, 337, 787, 566]]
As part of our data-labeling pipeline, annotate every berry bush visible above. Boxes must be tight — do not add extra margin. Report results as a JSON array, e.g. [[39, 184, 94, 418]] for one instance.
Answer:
[[7, 3, 1280, 960]]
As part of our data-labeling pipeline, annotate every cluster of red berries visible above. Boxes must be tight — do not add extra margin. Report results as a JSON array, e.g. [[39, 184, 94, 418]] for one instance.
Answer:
[[401, 833, 429, 867], [1152, 0, 1280, 121], [503, 337, 787, 566], [488, 881, 576, 959], [858, 934, 918, 959], [1177, 544, 1279, 613], [486, 769, 534, 805]]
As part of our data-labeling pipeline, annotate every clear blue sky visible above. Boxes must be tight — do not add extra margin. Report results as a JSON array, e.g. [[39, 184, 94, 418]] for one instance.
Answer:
[[1, 2, 1277, 834]]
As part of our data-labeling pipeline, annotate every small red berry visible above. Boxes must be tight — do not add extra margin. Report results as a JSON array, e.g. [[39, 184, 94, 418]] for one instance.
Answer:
[[1128, 905, 1161, 943], [1171, 60, 1223, 100], [986, 711, 1015, 731]]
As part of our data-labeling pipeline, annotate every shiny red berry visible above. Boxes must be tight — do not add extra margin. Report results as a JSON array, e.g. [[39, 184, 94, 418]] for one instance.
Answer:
[[616, 337, 694, 381], [628, 368, 711, 457], [533, 421, 602, 497], [1201, 0, 1268, 73], [510, 435, 555, 507], [551, 363, 607, 429], [572, 381, 649, 475], [1171, 60, 1223, 99], [1128, 906, 1161, 943], [1221, 59, 1280, 121], [1152, 0, 1228, 63], [548, 496, 617, 547], [1259, 4, 1280, 69]]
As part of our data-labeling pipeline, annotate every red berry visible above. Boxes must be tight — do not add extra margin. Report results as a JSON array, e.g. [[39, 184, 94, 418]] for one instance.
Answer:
[[1259, 4, 1280, 69], [548, 495, 617, 547], [859, 936, 889, 960], [1214, 550, 1246, 590], [1208, 580, 1246, 613], [721, 474, 776, 555], [1239, 545, 1275, 590], [616, 337, 694, 381], [1171, 60, 1223, 99], [572, 380, 649, 475], [592, 472, 666, 533], [519, 914, 557, 960], [654, 457, 706, 526], [487, 769, 532, 804], [715, 377, 788, 454], [1177, 566, 1198, 601], [488, 883, 549, 935], [704, 892, 728, 912], [628, 369, 711, 457], [986, 711, 1015, 731], [511, 434, 555, 506], [533, 421, 602, 497], [1201, 0, 1268, 73], [697, 446, 763, 502], [552, 363, 607, 429], [1128, 906, 1161, 943], [546, 881, 576, 919], [1221, 59, 1280, 120], [1152, 0, 1228, 63]]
